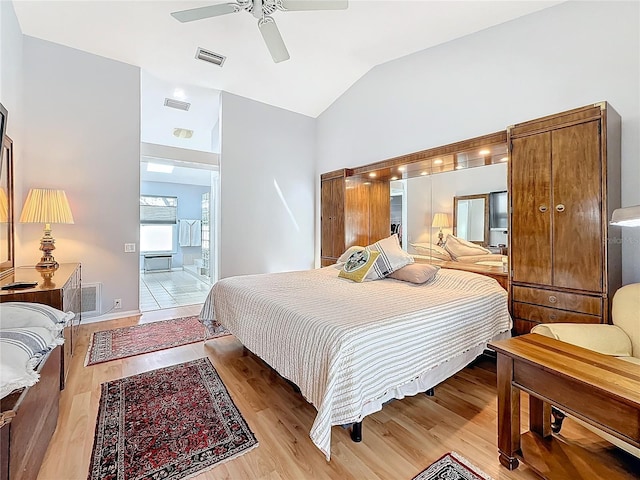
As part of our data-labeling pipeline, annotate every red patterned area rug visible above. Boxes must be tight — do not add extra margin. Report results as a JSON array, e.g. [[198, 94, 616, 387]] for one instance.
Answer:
[[88, 357, 258, 480], [412, 452, 494, 480], [85, 315, 229, 366]]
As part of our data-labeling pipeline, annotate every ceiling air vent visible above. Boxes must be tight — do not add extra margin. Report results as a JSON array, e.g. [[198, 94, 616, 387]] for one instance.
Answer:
[[195, 47, 226, 67], [164, 98, 191, 111]]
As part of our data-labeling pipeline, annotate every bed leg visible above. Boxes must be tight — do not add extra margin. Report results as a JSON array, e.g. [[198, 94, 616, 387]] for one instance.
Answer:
[[425, 388, 435, 396], [350, 421, 362, 442]]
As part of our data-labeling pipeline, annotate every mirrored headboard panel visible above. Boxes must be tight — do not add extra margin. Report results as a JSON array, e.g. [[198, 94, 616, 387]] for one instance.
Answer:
[[0, 135, 14, 279]]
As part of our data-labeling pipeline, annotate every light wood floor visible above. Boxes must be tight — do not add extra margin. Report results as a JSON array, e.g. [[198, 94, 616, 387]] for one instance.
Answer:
[[37, 306, 639, 480]]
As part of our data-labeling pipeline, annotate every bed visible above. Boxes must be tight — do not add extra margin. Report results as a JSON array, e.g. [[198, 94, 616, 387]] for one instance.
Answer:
[[200, 264, 511, 460]]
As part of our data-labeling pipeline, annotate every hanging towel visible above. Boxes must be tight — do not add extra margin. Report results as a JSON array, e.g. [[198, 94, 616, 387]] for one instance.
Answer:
[[179, 219, 202, 247]]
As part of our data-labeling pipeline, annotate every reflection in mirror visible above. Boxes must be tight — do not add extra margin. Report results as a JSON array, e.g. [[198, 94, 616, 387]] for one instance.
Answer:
[[400, 162, 507, 257], [0, 136, 14, 279], [453, 194, 489, 245]]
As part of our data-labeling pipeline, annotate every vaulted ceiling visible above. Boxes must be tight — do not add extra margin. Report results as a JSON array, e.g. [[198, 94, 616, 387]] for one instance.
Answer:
[[13, 1, 563, 118]]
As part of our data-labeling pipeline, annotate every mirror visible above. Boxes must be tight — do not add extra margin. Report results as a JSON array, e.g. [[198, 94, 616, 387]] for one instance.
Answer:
[[0, 135, 14, 279], [453, 194, 489, 245], [399, 162, 507, 254]]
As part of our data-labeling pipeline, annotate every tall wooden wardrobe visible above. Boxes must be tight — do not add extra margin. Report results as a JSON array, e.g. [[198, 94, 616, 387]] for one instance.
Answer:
[[320, 169, 390, 266], [508, 102, 622, 335]]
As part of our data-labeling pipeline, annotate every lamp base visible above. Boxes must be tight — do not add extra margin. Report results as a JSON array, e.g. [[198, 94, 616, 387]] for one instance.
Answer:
[[36, 227, 59, 271], [436, 230, 445, 247], [35, 259, 59, 271]]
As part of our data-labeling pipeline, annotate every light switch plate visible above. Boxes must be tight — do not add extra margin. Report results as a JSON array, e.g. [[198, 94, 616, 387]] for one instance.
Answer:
[[124, 243, 136, 253]]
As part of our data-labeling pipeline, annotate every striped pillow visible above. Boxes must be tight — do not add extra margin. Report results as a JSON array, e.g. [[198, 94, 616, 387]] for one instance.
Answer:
[[365, 234, 414, 280], [0, 302, 74, 334], [0, 327, 64, 399]]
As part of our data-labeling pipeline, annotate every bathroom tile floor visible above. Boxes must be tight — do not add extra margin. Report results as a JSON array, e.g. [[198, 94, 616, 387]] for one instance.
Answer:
[[139, 269, 211, 312]]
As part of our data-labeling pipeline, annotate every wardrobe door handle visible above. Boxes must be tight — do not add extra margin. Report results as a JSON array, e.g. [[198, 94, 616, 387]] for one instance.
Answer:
[[556, 204, 566, 212], [549, 314, 557, 321], [548, 295, 557, 304], [539, 205, 548, 213]]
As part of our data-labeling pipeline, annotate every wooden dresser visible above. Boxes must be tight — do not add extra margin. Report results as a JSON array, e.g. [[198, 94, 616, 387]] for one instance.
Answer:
[[321, 169, 390, 266], [0, 263, 82, 384], [508, 103, 621, 334]]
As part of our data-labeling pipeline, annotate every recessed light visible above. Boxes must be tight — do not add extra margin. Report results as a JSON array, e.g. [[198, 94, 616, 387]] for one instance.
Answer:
[[147, 163, 174, 174], [398, 166, 405, 172], [369, 172, 377, 178], [455, 165, 464, 170], [420, 171, 428, 176], [500, 157, 508, 162], [391, 176, 398, 181], [479, 149, 490, 155], [433, 159, 443, 165]]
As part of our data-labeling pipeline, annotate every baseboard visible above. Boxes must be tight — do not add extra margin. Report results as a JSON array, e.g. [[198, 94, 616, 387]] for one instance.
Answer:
[[81, 309, 141, 324]]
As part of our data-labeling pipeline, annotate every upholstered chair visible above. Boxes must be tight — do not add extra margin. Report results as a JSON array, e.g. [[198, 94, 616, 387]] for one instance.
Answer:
[[531, 282, 640, 458]]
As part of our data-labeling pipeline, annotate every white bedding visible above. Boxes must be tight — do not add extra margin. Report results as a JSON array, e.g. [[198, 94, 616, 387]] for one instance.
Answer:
[[199, 267, 511, 459]]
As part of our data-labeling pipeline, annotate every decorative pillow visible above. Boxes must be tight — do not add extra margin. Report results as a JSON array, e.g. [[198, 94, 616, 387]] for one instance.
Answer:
[[0, 326, 64, 399], [409, 242, 452, 261], [388, 264, 440, 284], [337, 246, 365, 264], [0, 302, 74, 334], [338, 250, 380, 283], [443, 234, 491, 259], [365, 234, 414, 280]]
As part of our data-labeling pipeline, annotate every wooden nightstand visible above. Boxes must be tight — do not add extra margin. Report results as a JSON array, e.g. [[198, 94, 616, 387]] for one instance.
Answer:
[[0, 263, 82, 387]]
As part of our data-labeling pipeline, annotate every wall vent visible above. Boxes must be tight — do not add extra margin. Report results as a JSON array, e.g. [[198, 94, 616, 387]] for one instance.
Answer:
[[195, 47, 226, 66], [81, 283, 102, 317], [164, 98, 191, 111]]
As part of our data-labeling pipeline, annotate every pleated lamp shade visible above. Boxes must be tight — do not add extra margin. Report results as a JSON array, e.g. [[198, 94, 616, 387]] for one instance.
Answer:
[[20, 189, 74, 224], [431, 212, 450, 229]]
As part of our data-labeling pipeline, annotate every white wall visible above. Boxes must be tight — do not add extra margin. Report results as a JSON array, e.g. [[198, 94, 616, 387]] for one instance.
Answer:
[[219, 92, 316, 278], [317, 1, 640, 283], [20, 36, 141, 315]]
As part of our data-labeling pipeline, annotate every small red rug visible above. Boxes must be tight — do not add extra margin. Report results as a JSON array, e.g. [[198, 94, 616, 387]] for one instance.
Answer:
[[88, 357, 258, 480], [412, 452, 494, 480], [85, 315, 229, 366]]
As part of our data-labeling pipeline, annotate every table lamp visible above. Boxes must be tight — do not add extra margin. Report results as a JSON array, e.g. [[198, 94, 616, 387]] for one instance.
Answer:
[[610, 205, 640, 227], [19, 188, 74, 270], [432, 212, 450, 246]]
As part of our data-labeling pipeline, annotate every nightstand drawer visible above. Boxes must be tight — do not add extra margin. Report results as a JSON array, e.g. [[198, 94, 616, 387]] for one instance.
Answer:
[[513, 302, 602, 324], [512, 286, 602, 315]]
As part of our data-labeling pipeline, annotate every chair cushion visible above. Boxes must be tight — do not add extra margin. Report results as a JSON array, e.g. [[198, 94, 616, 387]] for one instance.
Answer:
[[612, 283, 640, 358], [531, 323, 633, 357]]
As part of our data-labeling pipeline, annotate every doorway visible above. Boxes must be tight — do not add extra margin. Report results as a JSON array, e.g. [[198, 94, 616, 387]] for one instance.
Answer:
[[139, 158, 219, 313]]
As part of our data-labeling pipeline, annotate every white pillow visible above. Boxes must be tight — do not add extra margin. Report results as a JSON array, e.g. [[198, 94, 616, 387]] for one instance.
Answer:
[[443, 234, 491, 259], [337, 246, 366, 264], [365, 234, 414, 280], [0, 302, 74, 334], [0, 326, 64, 399], [410, 242, 452, 261]]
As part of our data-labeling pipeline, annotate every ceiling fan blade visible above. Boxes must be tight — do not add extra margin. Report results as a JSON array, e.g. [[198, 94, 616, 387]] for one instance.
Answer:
[[258, 16, 290, 63], [279, 0, 348, 11], [171, 3, 239, 23]]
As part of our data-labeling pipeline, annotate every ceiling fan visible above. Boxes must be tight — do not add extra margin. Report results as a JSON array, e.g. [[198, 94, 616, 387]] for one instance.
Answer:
[[171, 0, 348, 63]]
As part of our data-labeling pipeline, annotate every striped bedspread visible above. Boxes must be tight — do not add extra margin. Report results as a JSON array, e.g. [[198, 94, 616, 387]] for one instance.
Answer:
[[199, 266, 511, 459]]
